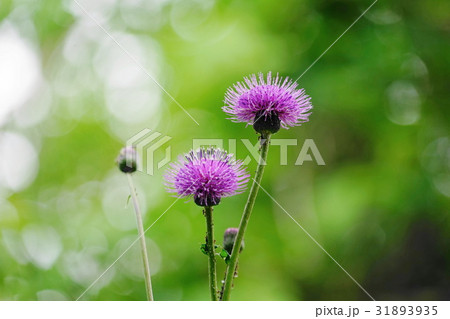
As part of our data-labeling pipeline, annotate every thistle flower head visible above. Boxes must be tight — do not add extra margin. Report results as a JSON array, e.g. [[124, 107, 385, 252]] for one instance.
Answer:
[[116, 146, 137, 173], [223, 72, 313, 134], [223, 227, 244, 255], [164, 147, 249, 207]]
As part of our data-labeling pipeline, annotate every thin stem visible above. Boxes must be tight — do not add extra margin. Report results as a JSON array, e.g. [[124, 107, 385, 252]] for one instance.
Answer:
[[221, 133, 271, 301], [219, 262, 239, 300], [126, 173, 154, 301], [204, 206, 218, 301]]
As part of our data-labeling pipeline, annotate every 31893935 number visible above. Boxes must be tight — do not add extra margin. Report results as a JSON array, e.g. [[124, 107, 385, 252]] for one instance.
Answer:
[[376, 306, 438, 316]]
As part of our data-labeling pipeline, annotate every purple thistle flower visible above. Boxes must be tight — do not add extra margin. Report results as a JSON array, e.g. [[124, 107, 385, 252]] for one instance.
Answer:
[[223, 72, 313, 134], [164, 147, 250, 207]]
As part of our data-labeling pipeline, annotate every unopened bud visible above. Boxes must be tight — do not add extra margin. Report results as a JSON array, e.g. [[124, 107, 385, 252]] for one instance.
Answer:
[[116, 146, 137, 173], [223, 227, 244, 255]]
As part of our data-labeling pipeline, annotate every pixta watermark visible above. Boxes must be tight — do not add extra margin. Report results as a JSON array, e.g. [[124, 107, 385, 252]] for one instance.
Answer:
[[126, 129, 172, 175], [193, 138, 325, 166], [127, 129, 325, 175]]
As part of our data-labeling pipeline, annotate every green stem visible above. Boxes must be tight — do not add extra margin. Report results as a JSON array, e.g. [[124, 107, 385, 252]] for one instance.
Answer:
[[221, 133, 271, 301], [219, 262, 239, 300], [126, 173, 154, 301], [204, 206, 218, 301]]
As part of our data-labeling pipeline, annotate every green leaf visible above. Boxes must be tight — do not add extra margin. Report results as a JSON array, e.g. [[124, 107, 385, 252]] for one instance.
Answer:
[[200, 244, 208, 255], [126, 194, 132, 206], [219, 249, 228, 258], [219, 249, 231, 264]]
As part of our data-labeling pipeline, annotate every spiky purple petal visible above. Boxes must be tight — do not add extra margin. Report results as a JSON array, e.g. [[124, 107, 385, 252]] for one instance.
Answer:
[[164, 147, 249, 206], [223, 72, 313, 129]]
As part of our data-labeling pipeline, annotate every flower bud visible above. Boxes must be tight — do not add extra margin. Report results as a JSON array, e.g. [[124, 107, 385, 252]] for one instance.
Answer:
[[116, 146, 137, 173], [223, 227, 244, 255]]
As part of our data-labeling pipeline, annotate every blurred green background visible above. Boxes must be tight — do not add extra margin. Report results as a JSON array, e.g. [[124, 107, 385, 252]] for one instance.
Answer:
[[0, 0, 449, 301]]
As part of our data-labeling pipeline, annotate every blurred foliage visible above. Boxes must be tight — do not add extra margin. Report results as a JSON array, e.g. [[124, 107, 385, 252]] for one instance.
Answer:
[[0, 0, 449, 301]]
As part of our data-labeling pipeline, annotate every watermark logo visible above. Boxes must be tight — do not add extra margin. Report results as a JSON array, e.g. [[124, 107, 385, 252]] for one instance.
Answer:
[[193, 138, 325, 166], [126, 129, 172, 175], [126, 129, 325, 176]]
